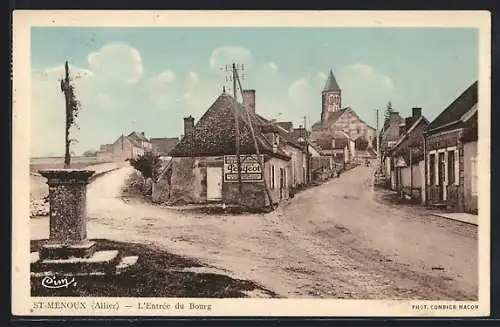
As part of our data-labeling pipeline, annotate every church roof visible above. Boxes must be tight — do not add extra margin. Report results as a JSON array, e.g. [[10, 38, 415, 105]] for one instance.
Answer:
[[323, 69, 341, 92]]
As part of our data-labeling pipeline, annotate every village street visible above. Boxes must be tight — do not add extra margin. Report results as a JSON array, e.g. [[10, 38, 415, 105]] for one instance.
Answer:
[[30, 164, 478, 300]]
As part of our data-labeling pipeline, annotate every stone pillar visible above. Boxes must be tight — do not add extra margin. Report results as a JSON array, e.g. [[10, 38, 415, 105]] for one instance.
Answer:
[[38, 169, 96, 260]]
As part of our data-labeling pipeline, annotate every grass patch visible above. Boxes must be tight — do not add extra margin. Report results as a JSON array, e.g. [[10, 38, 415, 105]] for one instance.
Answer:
[[31, 239, 276, 298]]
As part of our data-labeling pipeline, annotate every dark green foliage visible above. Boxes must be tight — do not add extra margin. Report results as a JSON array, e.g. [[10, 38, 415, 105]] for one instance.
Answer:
[[355, 137, 369, 151], [129, 152, 162, 180]]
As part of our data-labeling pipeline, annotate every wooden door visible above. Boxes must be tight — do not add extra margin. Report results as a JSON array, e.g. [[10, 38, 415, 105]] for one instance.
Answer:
[[207, 167, 223, 201], [438, 152, 445, 201]]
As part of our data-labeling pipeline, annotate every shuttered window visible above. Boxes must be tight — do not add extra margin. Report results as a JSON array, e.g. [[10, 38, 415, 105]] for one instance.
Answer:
[[447, 151, 455, 185], [429, 154, 436, 185]]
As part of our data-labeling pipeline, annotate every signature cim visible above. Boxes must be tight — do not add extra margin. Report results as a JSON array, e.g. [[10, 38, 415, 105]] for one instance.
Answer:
[[41, 275, 77, 289]]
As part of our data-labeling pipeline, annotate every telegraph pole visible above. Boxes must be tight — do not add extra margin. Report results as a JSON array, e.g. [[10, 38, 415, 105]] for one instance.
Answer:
[[232, 63, 242, 190], [233, 64, 275, 210], [223, 63, 246, 192], [376, 108, 380, 168]]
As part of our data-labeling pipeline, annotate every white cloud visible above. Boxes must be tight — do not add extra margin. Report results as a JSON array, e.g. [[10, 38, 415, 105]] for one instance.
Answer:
[[182, 71, 221, 119], [31, 43, 147, 156], [209, 46, 254, 70], [288, 78, 310, 105], [42, 64, 93, 79], [338, 63, 397, 123], [87, 43, 144, 84], [30, 65, 97, 157], [265, 61, 278, 72], [343, 63, 395, 90], [187, 71, 200, 84], [157, 70, 176, 84], [148, 70, 178, 106]]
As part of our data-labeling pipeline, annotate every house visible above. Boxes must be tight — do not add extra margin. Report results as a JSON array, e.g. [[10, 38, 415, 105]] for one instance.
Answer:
[[424, 81, 478, 213], [96, 131, 152, 162], [150, 137, 179, 158], [380, 111, 405, 179], [153, 89, 309, 209], [387, 107, 429, 203]]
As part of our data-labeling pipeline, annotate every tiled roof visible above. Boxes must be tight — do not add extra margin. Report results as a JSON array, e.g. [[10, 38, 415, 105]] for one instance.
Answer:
[[311, 109, 348, 132], [460, 111, 478, 142], [313, 137, 348, 150], [128, 131, 150, 142], [150, 137, 179, 156], [426, 81, 478, 132], [169, 93, 291, 160], [277, 121, 293, 132]]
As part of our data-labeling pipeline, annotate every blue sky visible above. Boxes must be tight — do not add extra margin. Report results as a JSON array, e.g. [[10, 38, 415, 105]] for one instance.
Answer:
[[31, 27, 478, 156]]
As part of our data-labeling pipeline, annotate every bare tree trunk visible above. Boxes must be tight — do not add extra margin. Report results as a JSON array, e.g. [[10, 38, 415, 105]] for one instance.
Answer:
[[63, 61, 71, 169]]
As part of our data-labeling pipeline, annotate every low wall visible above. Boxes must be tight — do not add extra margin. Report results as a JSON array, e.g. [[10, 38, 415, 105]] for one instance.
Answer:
[[30, 156, 111, 172]]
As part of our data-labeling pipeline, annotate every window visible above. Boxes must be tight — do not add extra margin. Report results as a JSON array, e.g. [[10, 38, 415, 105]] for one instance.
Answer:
[[471, 157, 478, 196], [429, 153, 436, 185], [447, 150, 455, 185], [357, 128, 360, 134]]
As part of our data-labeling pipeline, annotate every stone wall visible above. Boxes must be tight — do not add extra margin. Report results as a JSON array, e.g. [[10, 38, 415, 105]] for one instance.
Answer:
[[223, 182, 268, 208], [463, 141, 478, 213], [153, 155, 290, 209], [446, 184, 464, 212], [166, 157, 207, 205]]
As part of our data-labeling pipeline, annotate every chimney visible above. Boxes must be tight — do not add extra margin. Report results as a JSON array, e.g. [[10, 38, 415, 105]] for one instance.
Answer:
[[243, 89, 256, 113], [412, 107, 422, 119], [183, 115, 195, 138]]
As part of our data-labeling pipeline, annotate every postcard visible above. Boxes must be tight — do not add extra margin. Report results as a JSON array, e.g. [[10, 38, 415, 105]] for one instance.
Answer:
[[12, 10, 490, 317]]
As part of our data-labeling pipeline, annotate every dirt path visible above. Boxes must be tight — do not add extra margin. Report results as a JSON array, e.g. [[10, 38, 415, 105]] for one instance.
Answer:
[[31, 165, 477, 299]]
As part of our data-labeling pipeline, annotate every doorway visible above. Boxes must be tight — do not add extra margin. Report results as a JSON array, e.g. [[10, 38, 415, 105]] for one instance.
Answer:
[[279, 168, 285, 200], [207, 167, 223, 201], [438, 152, 446, 201]]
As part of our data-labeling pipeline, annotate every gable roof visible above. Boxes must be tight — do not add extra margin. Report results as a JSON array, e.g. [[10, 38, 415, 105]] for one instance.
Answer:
[[460, 111, 478, 142], [127, 131, 150, 143], [312, 107, 375, 132], [169, 93, 291, 160], [277, 121, 293, 132], [323, 69, 341, 92], [150, 137, 179, 156], [426, 81, 478, 133], [392, 115, 429, 151]]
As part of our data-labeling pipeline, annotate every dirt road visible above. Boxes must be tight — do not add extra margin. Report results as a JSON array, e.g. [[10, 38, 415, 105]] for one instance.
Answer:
[[31, 165, 477, 300]]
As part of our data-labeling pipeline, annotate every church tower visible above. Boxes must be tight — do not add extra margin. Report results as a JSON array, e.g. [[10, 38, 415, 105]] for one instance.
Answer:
[[321, 69, 342, 126]]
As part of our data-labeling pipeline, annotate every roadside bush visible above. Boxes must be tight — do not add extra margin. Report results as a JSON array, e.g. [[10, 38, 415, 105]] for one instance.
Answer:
[[129, 152, 162, 196], [129, 152, 162, 180]]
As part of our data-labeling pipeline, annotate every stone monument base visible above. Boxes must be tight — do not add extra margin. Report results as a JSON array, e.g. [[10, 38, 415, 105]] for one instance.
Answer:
[[31, 248, 138, 276], [39, 240, 97, 260]]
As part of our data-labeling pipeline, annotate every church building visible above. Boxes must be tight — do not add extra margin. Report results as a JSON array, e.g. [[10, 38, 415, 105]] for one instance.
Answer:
[[310, 69, 377, 162]]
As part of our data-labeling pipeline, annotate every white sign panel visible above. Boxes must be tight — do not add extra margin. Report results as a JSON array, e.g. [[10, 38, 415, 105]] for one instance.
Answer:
[[395, 156, 407, 168], [224, 155, 264, 182]]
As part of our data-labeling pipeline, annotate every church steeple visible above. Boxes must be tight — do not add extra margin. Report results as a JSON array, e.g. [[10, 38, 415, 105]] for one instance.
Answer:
[[323, 69, 341, 92], [321, 69, 342, 126]]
